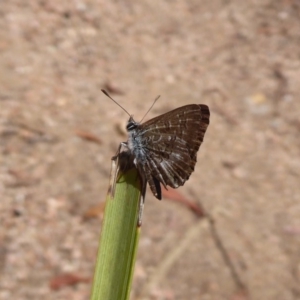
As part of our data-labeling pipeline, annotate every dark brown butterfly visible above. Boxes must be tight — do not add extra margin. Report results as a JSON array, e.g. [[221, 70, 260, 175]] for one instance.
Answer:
[[102, 90, 210, 200]]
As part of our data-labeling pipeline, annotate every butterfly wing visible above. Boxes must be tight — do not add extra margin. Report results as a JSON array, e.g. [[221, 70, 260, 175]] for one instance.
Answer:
[[136, 104, 210, 199]]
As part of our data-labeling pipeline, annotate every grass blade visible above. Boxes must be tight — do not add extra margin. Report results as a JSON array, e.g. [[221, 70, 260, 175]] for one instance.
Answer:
[[90, 164, 141, 300]]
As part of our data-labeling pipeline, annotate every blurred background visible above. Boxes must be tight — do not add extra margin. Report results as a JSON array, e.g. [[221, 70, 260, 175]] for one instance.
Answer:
[[1, 1, 300, 299]]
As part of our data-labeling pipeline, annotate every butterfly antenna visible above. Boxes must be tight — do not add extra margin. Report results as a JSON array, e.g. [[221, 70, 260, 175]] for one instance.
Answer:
[[101, 89, 131, 117], [140, 95, 160, 123]]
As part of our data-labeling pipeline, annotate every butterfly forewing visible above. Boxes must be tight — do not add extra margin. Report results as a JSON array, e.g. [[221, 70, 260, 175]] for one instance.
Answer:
[[132, 104, 210, 199]]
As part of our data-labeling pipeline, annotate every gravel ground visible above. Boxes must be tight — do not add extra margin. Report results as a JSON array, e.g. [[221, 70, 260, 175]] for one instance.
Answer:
[[1, 1, 300, 299]]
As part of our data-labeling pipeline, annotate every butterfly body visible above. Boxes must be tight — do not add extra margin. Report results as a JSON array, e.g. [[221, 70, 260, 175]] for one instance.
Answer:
[[125, 104, 210, 200]]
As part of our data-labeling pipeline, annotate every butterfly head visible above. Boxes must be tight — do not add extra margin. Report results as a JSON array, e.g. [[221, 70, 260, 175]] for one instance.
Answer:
[[126, 116, 139, 132]]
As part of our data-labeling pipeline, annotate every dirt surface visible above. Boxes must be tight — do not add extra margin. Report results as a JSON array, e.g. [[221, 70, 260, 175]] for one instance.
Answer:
[[1, 1, 300, 300]]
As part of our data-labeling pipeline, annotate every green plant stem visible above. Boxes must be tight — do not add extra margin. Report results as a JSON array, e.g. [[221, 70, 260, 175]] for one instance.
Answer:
[[90, 166, 141, 300]]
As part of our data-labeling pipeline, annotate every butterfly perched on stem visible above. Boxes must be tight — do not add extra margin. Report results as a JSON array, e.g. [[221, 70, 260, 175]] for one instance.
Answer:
[[103, 90, 210, 201]]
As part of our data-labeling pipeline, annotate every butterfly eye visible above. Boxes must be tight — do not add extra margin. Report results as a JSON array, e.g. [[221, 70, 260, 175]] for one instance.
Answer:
[[126, 121, 137, 131]]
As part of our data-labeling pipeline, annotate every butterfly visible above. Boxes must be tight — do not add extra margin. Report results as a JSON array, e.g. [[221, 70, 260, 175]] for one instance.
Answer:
[[103, 90, 210, 200]]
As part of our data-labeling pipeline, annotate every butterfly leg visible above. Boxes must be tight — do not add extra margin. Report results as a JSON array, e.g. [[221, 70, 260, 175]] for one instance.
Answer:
[[112, 142, 128, 160], [109, 142, 129, 197], [108, 154, 119, 198], [137, 189, 145, 226]]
